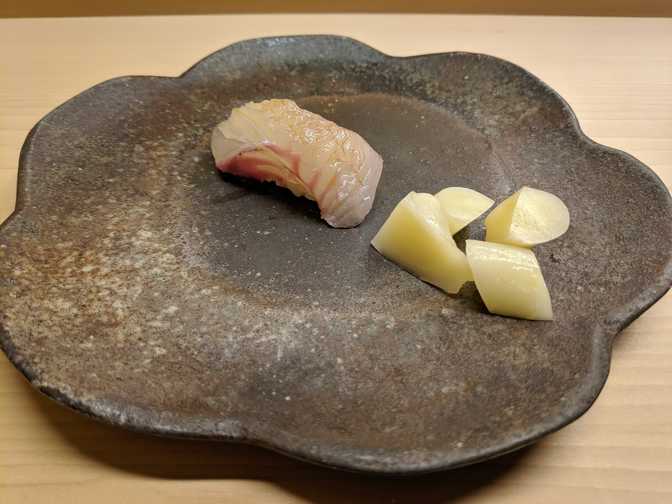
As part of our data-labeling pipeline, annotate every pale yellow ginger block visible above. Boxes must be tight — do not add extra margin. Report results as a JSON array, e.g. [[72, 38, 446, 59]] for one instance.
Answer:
[[371, 192, 472, 294], [435, 187, 494, 234], [485, 186, 569, 247], [466, 239, 553, 320]]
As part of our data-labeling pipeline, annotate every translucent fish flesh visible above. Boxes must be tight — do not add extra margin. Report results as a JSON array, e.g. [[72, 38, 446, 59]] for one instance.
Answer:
[[211, 99, 383, 228]]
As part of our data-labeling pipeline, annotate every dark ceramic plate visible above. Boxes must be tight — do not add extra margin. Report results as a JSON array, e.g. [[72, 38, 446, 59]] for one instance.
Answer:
[[1, 36, 671, 475]]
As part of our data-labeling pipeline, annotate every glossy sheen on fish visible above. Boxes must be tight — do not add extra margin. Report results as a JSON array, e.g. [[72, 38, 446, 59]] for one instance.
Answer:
[[211, 99, 384, 228]]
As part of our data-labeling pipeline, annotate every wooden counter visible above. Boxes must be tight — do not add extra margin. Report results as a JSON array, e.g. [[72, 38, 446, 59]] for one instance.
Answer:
[[1, 14, 671, 503]]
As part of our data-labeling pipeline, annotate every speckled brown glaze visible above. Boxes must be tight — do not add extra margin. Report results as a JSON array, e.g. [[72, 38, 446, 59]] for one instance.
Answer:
[[1, 36, 671, 475]]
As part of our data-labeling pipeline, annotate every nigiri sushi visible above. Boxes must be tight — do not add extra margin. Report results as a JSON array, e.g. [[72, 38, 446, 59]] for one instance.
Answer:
[[211, 99, 383, 228]]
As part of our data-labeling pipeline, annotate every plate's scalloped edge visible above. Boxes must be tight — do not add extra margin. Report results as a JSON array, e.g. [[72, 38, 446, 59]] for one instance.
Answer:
[[1, 35, 671, 475]]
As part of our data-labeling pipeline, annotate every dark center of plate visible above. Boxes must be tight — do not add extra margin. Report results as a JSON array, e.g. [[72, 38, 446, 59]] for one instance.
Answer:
[[183, 93, 511, 304]]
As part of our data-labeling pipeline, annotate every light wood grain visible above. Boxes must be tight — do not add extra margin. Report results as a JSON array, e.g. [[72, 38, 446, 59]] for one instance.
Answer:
[[1, 14, 671, 504]]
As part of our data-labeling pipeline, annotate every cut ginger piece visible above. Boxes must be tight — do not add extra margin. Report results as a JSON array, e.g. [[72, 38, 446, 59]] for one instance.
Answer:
[[485, 187, 569, 247], [435, 187, 494, 234], [466, 239, 553, 320], [371, 192, 472, 294]]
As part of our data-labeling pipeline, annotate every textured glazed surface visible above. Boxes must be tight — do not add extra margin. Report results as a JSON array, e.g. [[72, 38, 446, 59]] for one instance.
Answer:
[[0, 36, 670, 474]]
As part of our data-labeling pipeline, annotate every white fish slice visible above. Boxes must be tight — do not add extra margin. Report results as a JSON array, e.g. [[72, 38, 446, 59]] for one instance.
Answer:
[[211, 99, 383, 228]]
